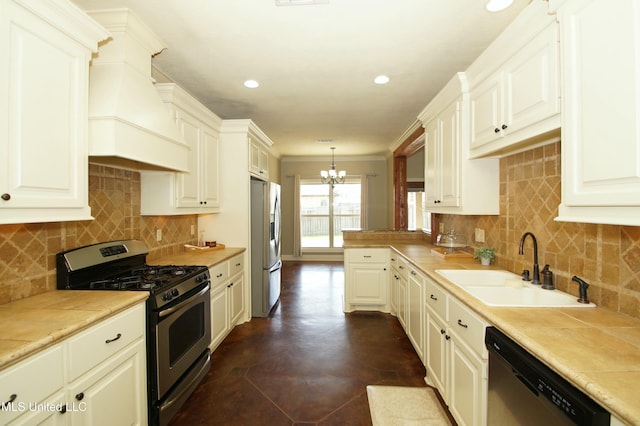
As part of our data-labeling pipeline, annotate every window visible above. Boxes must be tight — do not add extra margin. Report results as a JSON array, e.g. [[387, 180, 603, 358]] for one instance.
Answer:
[[300, 178, 361, 248]]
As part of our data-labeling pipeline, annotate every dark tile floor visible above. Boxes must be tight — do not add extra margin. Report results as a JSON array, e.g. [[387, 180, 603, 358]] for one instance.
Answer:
[[169, 261, 444, 425]]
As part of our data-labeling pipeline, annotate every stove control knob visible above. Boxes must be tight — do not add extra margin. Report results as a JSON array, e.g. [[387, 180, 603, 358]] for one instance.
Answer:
[[162, 292, 172, 301], [196, 274, 206, 283], [171, 288, 179, 298]]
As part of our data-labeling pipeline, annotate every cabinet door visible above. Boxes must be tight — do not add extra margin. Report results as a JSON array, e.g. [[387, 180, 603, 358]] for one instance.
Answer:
[[449, 336, 487, 426], [559, 0, 640, 208], [439, 100, 460, 207], [175, 112, 201, 208], [210, 284, 229, 351], [397, 275, 407, 329], [470, 72, 503, 150], [390, 272, 399, 315], [202, 128, 220, 207], [349, 264, 387, 305], [249, 138, 262, 176], [425, 306, 447, 399], [407, 270, 424, 362], [0, 1, 92, 222], [68, 340, 147, 426], [423, 118, 439, 206], [229, 274, 244, 326], [505, 21, 559, 136]]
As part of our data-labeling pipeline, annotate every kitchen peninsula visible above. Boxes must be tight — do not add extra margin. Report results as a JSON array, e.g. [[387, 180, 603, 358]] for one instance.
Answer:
[[343, 230, 640, 426]]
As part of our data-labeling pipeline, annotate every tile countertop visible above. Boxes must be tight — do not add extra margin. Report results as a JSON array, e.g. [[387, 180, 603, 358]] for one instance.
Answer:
[[0, 291, 148, 370], [150, 246, 246, 268], [0, 247, 244, 372], [344, 239, 640, 425]]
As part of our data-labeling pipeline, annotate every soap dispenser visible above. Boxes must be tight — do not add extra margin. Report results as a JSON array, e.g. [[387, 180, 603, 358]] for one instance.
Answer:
[[541, 265, 555, 290]]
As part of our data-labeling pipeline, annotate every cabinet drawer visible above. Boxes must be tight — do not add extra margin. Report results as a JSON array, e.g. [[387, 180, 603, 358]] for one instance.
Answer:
[[347, 249, 388, 264], [396, 256, 409, 280], [209, 261, 229, 289], [0, 344, 64, 424], [447, 298, 487, 358], [425, 278, 447, 320], [229, 254, 244, 277], [66, 304, 145, 381]]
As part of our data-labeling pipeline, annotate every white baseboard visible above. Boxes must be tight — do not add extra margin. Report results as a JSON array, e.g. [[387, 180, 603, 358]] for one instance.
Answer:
[[282, 253, 344, 262]]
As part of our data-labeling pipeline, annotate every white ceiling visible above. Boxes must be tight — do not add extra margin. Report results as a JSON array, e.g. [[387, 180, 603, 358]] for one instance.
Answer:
[[72, 0, 529, 157]]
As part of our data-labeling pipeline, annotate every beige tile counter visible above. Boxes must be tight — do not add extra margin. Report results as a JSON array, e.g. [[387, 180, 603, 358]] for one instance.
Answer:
[[345, 238, 640, 425], [0, 291, 148, 370], [151, 246, 245, 267]]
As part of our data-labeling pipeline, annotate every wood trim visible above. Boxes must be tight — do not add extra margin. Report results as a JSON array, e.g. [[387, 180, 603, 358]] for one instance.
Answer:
[[392, 127, 425, 230]]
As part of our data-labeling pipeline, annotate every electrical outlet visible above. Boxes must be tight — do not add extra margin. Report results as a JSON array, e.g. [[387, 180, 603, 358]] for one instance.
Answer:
[[475, 228, 485, 243], [156, 228, 162, 242], [190, 225, 195, 236]]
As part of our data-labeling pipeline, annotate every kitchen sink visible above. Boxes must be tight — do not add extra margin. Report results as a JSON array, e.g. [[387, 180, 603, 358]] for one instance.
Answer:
[[435, 269, 596, 308]]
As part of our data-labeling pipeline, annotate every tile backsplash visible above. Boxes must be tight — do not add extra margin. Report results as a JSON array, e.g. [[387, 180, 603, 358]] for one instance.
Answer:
[[441, 142, 640, 318], [0, 165, 197, 304]]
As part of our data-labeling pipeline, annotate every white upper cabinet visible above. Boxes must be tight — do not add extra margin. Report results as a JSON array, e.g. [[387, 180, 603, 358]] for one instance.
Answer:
[[0, 0, 109, 224], [551, 0, 640, 226], [468, 0, 560, 159], [249, 137, 271, 180], [419, 73, 499, 215], [141, 83, 222, 215]]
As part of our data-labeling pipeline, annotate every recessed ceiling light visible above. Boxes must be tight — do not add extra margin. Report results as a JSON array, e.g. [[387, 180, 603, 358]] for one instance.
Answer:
[[374, 75, 390, 85], [485, 0, 513, 12], [244, 79, 259, 88]]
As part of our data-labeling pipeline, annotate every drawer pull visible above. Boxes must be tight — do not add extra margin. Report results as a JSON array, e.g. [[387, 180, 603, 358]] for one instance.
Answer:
[[440, 329, 446, 335], [105, 333, 122, 344], [235, 263, 241, 267], [430, 294, 438, 301], [457, 319, 468, 329], [363, 255, 372, 258], [4, 393, 17, 406], [399, 266, 404, 269], [445, 334, 451, 341], [60, 404, 67, 414], [75, 392, 84, 401], [411, 270, 417, 276], [216, 273, 223, 278]]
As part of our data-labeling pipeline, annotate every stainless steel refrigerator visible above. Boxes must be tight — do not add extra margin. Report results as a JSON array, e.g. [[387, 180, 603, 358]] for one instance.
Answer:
[[250, 178, 282, 317]]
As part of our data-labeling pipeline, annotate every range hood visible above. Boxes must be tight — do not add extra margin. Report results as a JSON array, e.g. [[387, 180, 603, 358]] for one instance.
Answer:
[[85, 9, 189, 172]]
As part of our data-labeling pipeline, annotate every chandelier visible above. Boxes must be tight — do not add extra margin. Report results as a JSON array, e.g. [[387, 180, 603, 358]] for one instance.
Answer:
[[320, 147, 346, 187]]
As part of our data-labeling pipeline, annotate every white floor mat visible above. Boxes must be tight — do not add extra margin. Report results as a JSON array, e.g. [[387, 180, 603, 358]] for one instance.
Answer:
[[366, 385, 452, 425]]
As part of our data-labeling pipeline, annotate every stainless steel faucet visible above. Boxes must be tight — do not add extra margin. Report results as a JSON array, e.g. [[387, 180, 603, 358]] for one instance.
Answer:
[[518, 232, 540, 285]]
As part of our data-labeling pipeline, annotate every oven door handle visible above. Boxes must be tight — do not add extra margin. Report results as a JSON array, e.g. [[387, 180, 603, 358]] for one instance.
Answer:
[[159, 283, 210, 319]]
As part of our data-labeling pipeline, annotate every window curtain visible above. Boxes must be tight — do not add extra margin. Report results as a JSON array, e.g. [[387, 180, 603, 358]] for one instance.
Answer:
[[292, 174, 302, 257], [360, 175, 368, 230]]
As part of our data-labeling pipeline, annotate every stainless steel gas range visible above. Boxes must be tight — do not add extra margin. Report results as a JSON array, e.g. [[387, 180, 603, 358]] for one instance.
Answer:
[[56, 240, 211, 426]]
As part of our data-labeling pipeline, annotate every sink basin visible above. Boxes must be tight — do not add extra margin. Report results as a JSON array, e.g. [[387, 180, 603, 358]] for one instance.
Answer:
[[435, 269, 521, 287], [435, 269, 595, 308]]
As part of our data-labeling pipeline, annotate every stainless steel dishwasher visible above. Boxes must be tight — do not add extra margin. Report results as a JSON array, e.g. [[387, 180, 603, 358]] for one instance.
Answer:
[[485, 327, 610, 425]]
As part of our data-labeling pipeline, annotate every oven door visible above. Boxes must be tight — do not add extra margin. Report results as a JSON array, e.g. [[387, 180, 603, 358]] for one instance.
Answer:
[[155, 283, 211, 399]]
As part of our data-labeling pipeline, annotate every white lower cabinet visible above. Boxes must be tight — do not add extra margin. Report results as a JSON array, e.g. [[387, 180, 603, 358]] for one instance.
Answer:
[[66, 341, 146, 426], [209, 253, 245, 351], [344, 249, 389, 312], [407, 267, 424, 363], [424, 276, 488, 426], [0, 302, 147, 426]]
